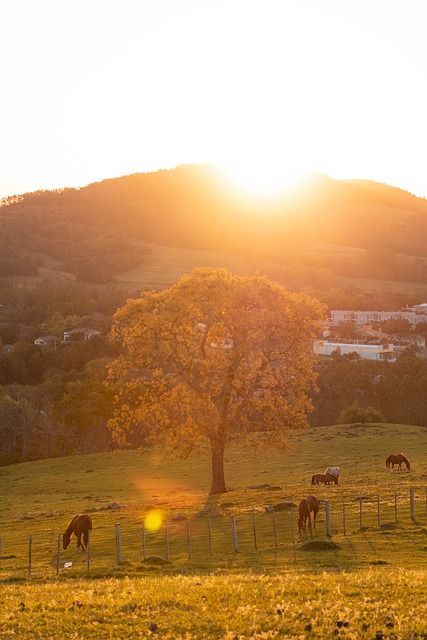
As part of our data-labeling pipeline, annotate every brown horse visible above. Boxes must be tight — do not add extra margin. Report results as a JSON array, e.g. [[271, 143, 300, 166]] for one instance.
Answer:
[[297, 495, 319, 533], [63, 514, 92, 551], [386, 453, 410, 471], [311, 472, 338, 485]]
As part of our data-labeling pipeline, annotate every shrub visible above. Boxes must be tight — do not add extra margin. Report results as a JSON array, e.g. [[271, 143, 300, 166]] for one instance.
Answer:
[[338, 402, 386, 424]]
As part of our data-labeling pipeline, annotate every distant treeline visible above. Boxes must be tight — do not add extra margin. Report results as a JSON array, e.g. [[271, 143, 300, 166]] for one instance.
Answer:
[[2, 345, 427, 466]]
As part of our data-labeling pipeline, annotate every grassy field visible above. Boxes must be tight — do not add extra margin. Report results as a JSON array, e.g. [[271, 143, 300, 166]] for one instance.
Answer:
[[114, 241, 427, 296], [1, 569, 426, 639], [1, 423, 427, 637], [8, 241, 427, 303], [114, 242, 280, 290]]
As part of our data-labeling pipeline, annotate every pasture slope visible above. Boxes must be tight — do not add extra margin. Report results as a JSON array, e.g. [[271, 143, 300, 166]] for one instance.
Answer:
[[0, 422, 427, 639]]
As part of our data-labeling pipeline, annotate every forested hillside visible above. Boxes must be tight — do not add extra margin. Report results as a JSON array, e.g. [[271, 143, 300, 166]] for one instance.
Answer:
[[2, 164, 427, 285]]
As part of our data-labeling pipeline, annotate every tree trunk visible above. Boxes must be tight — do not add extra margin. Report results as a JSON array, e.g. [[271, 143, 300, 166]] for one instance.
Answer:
[[210, 446, 227, 494]]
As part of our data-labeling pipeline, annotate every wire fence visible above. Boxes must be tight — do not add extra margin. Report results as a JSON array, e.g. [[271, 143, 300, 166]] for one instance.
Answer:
[[1, 487, 426, 579]]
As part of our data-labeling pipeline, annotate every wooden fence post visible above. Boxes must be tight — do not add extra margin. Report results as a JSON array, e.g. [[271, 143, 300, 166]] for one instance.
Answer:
[[56, 533, 61, 575], [115, 524, 122, 564], [186, 520, 191, 560], [165, 524, 169, 561], [325, 500, 331, 537], [272, 512, 277, 546], [410, 488, 415, 521], [252, 513, 258, 551], [230, 515, 239, 552], [87, 529, 91, 571], [358, 497, 363, 529], [342, 500, 346, 536], [208, 517, 213, 556], [307, 500, 313, 539], [291, 508, 296, 559], [28, 535, 32, 577], [142, 523, 146, 560]]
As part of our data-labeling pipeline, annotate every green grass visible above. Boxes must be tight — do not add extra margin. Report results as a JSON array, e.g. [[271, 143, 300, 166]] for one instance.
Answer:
[[114, 242, 278, 290], [1, 423, 427, 637], [1, 569, 427, 639], [115, 242, 427, 297], [9, 241, 427, 301]]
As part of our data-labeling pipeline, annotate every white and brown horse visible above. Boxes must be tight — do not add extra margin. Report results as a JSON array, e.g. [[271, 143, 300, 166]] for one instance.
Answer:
[[311, 472, 338, 485], [325, 466, 340, 480]]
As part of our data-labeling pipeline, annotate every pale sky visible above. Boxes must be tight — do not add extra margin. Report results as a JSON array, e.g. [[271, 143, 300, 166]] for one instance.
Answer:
[[2, 0, 427, 200]]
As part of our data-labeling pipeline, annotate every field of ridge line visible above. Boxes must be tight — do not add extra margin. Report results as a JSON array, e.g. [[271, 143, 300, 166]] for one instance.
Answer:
[[0, 423, 427, 638]]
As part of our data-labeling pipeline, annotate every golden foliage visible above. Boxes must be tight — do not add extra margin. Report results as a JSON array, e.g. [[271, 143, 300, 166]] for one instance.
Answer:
[[107, 268, 325, 489], [109, 267, 324, 441]]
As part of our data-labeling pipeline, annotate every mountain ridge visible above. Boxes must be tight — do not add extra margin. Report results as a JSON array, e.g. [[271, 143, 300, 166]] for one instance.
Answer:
[[1, 164, 427, 286]]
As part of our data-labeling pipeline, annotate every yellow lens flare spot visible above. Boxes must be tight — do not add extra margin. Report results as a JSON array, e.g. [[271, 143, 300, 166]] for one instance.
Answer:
[[144, 510, 163, 532]]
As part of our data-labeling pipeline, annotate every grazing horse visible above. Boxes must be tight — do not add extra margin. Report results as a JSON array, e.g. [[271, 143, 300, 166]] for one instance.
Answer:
[[311, 472, 338, 485], [297, 495, 319, 533], [386, 453, 410, 471], [325, 466, 340, 479], [63, 514, 92, 551]]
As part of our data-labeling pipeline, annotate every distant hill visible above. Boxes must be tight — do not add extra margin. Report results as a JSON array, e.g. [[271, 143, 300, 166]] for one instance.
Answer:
[[2, 164, 427, 287]]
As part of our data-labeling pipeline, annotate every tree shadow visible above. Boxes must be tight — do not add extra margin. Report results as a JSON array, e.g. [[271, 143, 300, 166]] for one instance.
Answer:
[[202, 494, 221, 513]]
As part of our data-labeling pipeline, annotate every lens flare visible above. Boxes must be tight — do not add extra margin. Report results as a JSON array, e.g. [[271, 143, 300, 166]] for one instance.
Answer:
[[144, 510, 163, 532]]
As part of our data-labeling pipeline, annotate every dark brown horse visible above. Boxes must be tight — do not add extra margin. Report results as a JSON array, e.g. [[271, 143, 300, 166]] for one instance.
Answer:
[[63, 514, 92, 551], [297, 495, 319, 533], [386, 453, 410, 471], [311, 472, 338, 485]]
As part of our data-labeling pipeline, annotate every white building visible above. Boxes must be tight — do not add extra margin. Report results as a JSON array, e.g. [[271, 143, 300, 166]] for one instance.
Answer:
[[63, 328, 101, 341], [34, 335, 58, 348], [330, 309, 427, 327], [314, 340, 396, 361]]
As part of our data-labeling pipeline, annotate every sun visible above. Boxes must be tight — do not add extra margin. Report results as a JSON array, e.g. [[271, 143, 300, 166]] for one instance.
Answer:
[[218, 160, 306, 200]]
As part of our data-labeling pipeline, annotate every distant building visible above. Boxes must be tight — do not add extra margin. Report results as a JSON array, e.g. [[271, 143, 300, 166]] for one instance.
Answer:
[[34, 335, 58, 348], [330, 309, 427, 327], [63, 328, 101, 341], [393, 334, 426, 349], [314, 340, 396, 361]]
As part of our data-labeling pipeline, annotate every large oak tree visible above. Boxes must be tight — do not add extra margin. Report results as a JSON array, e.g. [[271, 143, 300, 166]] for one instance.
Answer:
[[108, 268, 325, 494]]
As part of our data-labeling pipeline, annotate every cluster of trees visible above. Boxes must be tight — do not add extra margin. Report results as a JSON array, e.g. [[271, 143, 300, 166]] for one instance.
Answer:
[[311, 348, 427, 428], [0, 280, 129, 464], [0, 280, 134, 342], [0, 378, 116, 466]]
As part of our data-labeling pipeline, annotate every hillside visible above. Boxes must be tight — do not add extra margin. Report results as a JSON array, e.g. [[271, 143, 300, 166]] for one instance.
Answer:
[[2, 164, 427, 288], [1, 422, 427, 577]]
